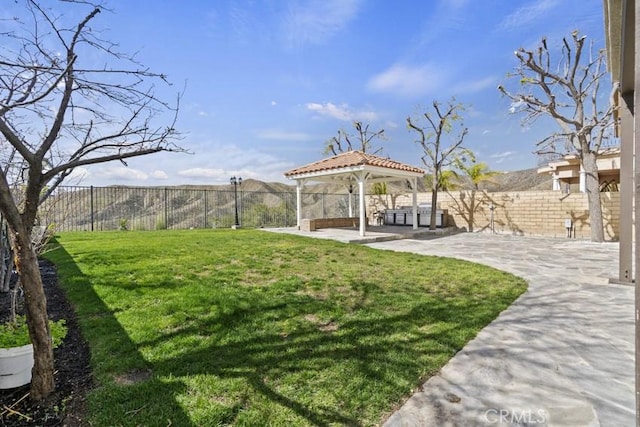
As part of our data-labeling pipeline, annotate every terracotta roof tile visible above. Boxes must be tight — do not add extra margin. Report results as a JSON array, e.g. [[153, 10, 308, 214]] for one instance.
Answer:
[[284, 151, 424, 177]]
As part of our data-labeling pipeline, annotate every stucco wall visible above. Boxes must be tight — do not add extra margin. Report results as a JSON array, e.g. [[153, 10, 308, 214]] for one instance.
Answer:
[[368, 190, 621, 241]]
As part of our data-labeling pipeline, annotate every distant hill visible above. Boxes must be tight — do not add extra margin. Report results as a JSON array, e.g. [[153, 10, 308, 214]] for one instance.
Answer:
[[484, 168, 552, 192], [166, 179, 293, 193], [158, 169, 552, 194]]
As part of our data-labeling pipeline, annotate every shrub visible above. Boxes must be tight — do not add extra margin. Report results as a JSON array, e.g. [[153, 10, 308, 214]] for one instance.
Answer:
[[0, 316, 68, 348]]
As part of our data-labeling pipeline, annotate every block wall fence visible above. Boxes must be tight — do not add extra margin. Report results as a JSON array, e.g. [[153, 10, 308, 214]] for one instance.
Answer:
[[367, 190, 621, 241]]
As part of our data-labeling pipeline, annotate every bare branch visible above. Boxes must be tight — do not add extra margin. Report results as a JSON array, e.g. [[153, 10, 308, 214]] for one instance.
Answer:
[[499, 31, 613, 242], [322, 121, 385, 155], [499, 32, 613, 156], [407, 98, 468, 183], [0, 0, 185, 399], [407, 97, 467, 229]]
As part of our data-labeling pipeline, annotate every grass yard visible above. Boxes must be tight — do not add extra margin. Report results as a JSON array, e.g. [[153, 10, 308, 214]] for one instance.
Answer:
[[45, 229, 527, 426]]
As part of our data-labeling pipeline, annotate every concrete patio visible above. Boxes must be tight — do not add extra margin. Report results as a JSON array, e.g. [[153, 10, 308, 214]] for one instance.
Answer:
[[264, 227, 634, 426]]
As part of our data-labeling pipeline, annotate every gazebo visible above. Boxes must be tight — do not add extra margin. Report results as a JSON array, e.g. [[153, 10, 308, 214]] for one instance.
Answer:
[[284, 151, 425, 237]]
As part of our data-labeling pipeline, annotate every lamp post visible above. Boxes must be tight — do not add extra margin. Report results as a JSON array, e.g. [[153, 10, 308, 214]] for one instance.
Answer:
[[230, 176, 242, 228]]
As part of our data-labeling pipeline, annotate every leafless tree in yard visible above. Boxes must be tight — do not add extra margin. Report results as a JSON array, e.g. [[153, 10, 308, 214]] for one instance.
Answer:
[[407, 98, 470, 230], [323, 121, 385, 155], [0, 0, 183, 399], [498, 31, 615, 242]]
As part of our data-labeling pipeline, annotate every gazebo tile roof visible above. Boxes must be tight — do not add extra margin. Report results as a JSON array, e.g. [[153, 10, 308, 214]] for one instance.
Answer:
[[284, 150, 424, 177]]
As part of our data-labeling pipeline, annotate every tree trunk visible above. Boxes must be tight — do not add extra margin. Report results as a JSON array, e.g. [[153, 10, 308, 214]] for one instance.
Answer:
[[468, 189, 476, 232], [430, 189, 437, 230], [14, 232, 54, 400], [582, 151, 604, 242]]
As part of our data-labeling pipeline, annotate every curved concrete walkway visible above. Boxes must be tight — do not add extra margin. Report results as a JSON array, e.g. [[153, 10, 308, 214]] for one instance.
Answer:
[[366, 233, 634, 427]]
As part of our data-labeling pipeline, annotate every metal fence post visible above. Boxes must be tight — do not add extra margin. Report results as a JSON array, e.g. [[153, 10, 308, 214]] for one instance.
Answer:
[[90, 186, 94, 232], [164, 188, 168, 230], [285, 192, 289, 226], [204, 189, 208, 228]]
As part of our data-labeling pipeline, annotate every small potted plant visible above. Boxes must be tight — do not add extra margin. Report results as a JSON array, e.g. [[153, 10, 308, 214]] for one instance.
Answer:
[[0, 315, 67, 389]]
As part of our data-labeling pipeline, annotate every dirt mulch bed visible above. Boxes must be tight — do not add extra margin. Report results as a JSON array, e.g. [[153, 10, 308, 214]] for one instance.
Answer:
[[0, 260, 92, 426]]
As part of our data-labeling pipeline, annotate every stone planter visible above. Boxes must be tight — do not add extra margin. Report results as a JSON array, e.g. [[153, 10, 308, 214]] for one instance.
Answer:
[[0, 344, 34, 389]]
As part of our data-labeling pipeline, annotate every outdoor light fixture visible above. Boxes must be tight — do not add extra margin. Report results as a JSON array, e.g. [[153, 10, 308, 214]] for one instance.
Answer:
[[489, 203, 495, 234], [564, 218, 573, 238], [230, 176, 242, 228]]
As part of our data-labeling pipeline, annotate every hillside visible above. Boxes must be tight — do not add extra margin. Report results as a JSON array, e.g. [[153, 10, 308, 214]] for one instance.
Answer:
[[484, 168, 552, 192]]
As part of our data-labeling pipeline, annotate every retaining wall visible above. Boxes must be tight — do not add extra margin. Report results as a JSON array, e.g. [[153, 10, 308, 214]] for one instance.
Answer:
[[368, 190, 621, 241]]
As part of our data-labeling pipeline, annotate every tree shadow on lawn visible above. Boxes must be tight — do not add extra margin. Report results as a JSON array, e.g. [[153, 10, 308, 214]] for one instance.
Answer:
[[141, 289, 504, 426], [46, 244, 196, 427]]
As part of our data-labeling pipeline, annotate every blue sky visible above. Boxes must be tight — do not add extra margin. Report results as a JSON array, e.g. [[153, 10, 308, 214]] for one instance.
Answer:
[[11, 0, 607, 186]]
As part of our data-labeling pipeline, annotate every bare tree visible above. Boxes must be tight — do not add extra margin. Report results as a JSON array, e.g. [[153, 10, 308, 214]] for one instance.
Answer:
[[498, 31, 614, 242], [323, 121, 385, 155], [453, 158, 500, 232], [407, 98, 469, 230], [0, 0, 182, 399]]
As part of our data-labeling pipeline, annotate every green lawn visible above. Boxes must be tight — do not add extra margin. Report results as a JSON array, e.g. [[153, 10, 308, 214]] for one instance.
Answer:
[[46, 229, 526, 426]]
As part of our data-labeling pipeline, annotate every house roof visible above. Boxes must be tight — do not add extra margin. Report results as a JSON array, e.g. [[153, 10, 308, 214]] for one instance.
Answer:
[[284, 151, 424, 180]]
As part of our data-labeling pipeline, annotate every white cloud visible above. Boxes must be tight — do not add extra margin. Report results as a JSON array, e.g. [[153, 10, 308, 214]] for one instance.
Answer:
[[65, 167, 90, 185], [176, 144, 296, 184], [305, 102, 378, 122], [69, 167, 89, 179], [178, 168, 226, 179], [490, 151, 515, 164], [283, 0, 361, 48], [367, 63, 445, 97], [150, 170, 169, 180], [498, 0, 558, 32], [453, 76, 496, 94], [255, 129, 314, 141], [306, 102, 349, 120], [184, 101, 210, 118], [271, 101, 277, 106], [95, 167, 149, 181], [509, 100, 525, 114], [384, 120, 399, 129]]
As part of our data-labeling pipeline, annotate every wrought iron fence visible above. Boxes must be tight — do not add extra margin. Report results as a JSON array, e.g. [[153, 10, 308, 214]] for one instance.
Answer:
[[40, 186, 359, 232]]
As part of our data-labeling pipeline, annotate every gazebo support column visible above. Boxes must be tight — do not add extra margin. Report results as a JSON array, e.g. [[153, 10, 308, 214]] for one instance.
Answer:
[[412, 177, 418, 230], [358, 174, 366, 237], [346, 183, 354, 217]]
